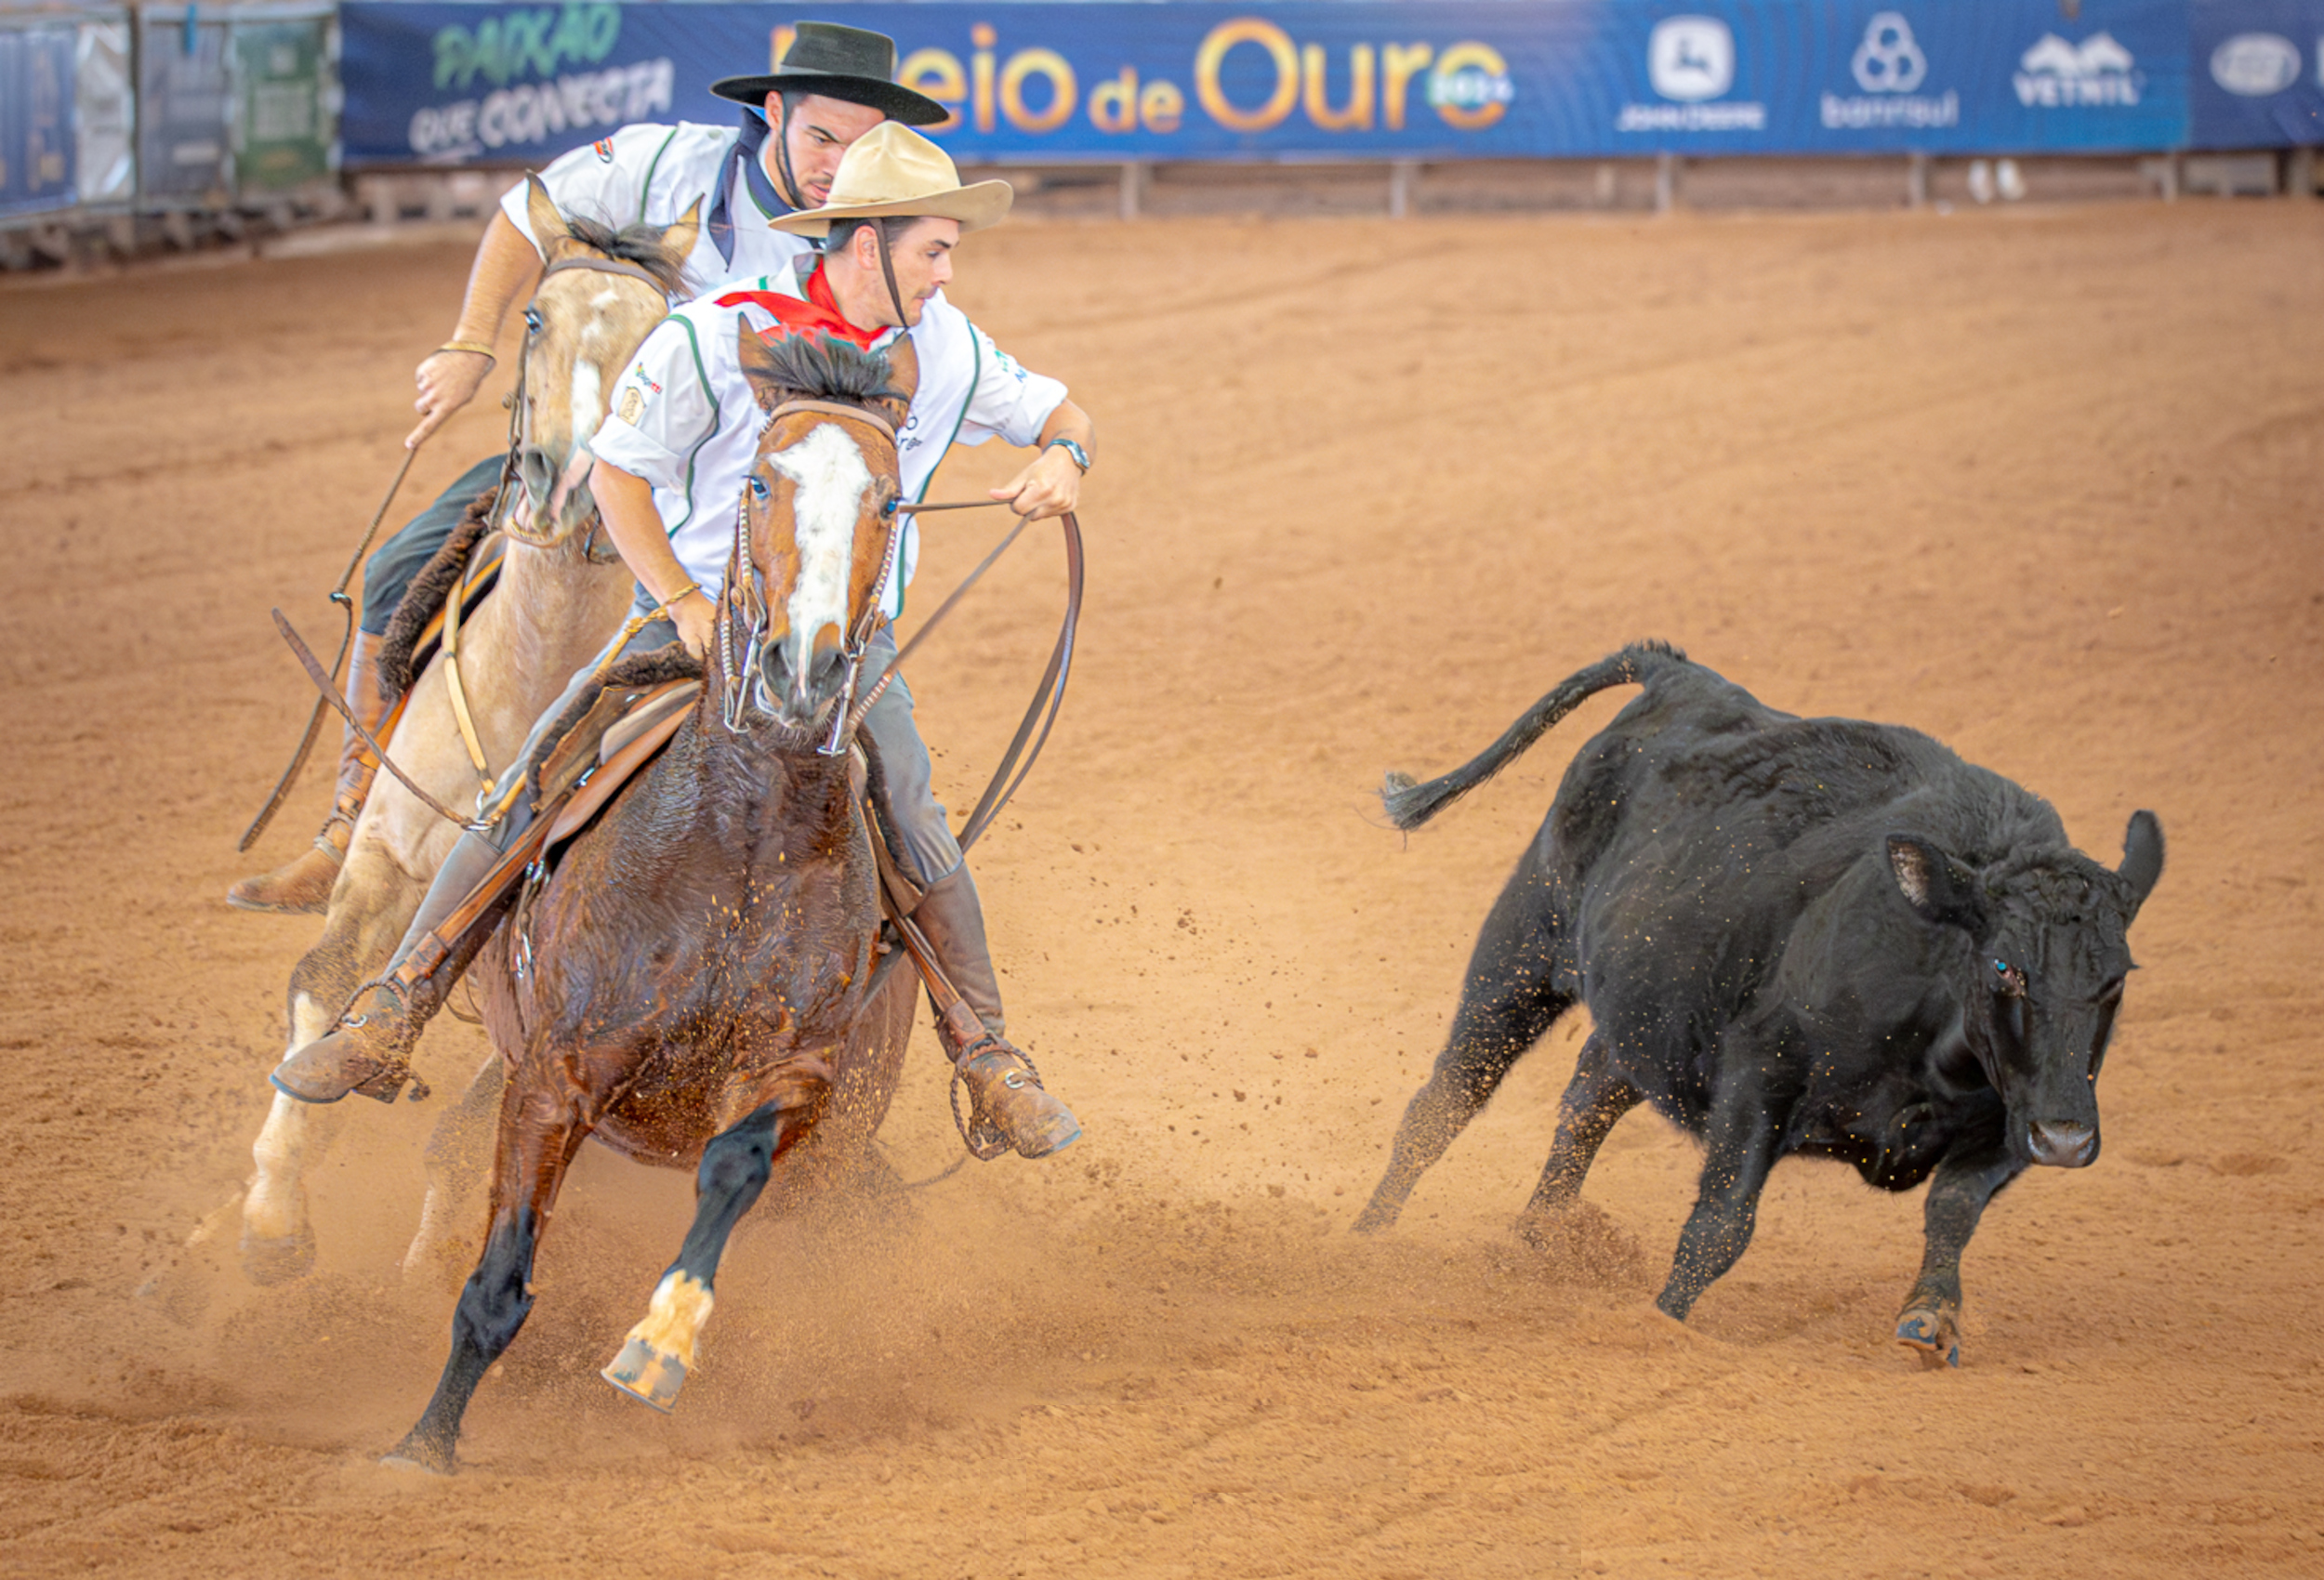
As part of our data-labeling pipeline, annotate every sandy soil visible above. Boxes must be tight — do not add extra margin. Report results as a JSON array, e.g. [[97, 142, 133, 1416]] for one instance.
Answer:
[[2, 199, 2320, 1578]]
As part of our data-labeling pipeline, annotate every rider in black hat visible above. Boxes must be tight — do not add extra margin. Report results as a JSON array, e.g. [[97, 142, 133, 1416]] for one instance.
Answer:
[[230, 22, 945, 915]]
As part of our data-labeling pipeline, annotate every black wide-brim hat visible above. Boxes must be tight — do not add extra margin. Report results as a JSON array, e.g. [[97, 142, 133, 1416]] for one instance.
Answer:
[[710, 21, 947, 126]]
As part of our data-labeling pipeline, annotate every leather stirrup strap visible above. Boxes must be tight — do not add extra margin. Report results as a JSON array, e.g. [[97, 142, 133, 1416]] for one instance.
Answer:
[[397, 815, 561, 982], [439, 546, 495, 800], [873, 855, 987, 1055]]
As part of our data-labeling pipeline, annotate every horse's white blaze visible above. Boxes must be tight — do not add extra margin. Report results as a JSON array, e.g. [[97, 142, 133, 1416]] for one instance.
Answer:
[[566, 359, 604, 454], [767, 422, 874, 691]]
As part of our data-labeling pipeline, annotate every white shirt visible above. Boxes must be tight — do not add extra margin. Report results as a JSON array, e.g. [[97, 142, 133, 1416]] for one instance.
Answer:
[[498, 116, 812, 302], [590, 260, 1069, 620]]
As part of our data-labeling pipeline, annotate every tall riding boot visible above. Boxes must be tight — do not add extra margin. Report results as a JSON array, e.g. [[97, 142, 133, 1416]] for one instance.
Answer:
[[229, 629, 394, 915], [913, 865, 1080, 1159], [269, 823, 517, 1105]]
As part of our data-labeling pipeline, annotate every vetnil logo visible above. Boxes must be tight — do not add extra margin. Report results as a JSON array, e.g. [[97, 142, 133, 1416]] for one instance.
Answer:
[[2014, 33, 2142, 108]]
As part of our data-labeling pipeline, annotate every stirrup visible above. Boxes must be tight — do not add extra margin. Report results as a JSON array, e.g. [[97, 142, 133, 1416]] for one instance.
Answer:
[[946, 1035, 1017, 1161], [269, 981, 431, 1107], [947, 1037, 1078, 1161]]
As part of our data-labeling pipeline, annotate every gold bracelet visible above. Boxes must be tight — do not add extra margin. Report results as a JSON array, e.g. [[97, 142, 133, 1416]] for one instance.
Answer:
[[438, 339, 496, 360]]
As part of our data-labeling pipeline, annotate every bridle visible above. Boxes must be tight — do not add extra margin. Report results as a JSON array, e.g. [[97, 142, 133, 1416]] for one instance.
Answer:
[[442, 251, 677, 809], [716, 393, 910, 754], [492, 253, 675, 551]]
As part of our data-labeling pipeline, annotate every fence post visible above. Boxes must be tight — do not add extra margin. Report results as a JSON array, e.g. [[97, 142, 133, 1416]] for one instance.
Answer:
[[2289, 148, 2317, 200], [1907, 151, 1930, 208], [1655, 152, 1681, 214], [1119, 162, 1143, 222], [1388, 159, 1418, 219]]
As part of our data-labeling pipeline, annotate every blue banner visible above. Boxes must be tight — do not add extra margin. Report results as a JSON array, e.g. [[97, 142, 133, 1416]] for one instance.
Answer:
[[0, 25, 79, 219], [2189, 0, 2324, 145], [339, 1, 2313, 169]]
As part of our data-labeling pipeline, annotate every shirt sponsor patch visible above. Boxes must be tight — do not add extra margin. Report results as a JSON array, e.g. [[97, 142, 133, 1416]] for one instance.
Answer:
[[616, 387, 645, 424], [593, 138, 615, 163]]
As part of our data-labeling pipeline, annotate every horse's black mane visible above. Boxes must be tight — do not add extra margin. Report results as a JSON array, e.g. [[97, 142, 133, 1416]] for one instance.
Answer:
[[755, 331, 898, 405], [562, 213, 692, 296]]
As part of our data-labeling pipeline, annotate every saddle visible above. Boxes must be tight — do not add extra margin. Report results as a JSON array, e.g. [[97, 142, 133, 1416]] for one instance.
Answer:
[[513, 642, 927, 928]]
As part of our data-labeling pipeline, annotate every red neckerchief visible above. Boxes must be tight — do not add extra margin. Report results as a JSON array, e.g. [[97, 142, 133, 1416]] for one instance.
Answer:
[[717, 262, 887, 350]]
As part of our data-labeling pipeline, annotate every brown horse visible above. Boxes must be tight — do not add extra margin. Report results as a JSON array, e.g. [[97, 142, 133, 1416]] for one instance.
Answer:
[[383, 325, 923, 1473], [236, 181, 696, 1284]]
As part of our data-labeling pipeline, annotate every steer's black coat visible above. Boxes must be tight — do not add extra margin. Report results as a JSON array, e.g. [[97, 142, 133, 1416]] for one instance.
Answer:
[[1353, 643, 2162, 1366]]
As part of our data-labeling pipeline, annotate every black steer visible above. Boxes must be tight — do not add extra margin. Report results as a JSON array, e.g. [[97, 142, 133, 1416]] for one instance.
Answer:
[[1353, 642, 2162, 1366]]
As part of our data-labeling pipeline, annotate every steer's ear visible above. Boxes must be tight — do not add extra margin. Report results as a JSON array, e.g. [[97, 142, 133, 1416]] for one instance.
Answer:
[[1887, 835, 1986, 933], [2118, 810, 2164, 914]]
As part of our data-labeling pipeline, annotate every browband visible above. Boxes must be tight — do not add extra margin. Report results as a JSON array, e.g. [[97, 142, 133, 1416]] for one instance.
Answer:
[[541, 254, 674, 296], [764, 396, 901, 445]]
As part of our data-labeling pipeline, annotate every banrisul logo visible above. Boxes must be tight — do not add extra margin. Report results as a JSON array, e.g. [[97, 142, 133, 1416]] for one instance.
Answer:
[[1822, 13, 1959, 130], [2014, 33, 2143, 108], [1618, 16, 1766, 132]]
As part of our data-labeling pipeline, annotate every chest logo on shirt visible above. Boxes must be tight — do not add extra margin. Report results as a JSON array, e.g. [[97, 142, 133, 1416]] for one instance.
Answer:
[[593, 138, 615, 163], [616, 388, 644, 425]]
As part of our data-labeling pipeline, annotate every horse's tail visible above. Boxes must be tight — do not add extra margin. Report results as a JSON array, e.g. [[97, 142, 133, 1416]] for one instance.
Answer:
[[1380, 640, 1689, 831]]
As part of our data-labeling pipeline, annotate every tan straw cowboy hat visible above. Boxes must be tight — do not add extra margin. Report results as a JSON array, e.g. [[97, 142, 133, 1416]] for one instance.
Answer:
[[770, 123, 1013, 237]]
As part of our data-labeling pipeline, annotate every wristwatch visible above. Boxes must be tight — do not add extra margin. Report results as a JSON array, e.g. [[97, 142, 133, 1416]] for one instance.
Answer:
[[1046, 436, 1090, 473]]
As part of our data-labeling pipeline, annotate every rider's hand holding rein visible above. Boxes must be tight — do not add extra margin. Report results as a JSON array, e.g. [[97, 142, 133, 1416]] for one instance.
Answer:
[[989, 401, 1093, 519], [406, 213, 545, 450]]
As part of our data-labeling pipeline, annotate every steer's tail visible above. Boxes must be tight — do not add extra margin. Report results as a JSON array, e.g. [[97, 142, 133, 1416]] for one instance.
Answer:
[[1380, 640, 1688, 831]]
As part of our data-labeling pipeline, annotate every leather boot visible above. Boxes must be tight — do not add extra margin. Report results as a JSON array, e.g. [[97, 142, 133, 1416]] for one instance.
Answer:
[[270, 824, 512, 1105], [914, 865, 1080, 1159], [229, 630, 393, 915]]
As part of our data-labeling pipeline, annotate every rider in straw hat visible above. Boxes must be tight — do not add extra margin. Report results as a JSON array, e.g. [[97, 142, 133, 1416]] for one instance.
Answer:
[[272, 124, 1092, 1161], [230, 22, 945, 915]]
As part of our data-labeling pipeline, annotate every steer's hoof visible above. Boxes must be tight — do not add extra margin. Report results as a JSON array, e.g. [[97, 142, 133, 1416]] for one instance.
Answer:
[[237, 1225, 316, 1286], [1896, 1306, 1961, 1370], [602, 1336, 687, 1413]]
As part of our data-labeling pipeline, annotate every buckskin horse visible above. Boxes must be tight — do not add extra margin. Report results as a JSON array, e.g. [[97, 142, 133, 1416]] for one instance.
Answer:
[[235, 178, 698, 1285], [382, 326, 924, 1473]]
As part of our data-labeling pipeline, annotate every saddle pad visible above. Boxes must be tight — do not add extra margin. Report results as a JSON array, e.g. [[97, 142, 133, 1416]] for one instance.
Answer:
[[403, 538, 507, 683], [544, 694, 695, 849]]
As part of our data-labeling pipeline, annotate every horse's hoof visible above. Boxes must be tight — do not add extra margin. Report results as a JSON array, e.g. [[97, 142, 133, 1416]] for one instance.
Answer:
[[601, 1336, 687, 1413], [1896, 1307, 1961, 1370], [239, 1225, 316, 1286], [379, 1438, 456, 1476]]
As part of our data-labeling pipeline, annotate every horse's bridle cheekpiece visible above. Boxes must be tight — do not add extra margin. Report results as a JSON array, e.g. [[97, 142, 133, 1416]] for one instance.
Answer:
[[719, 395, 905, 753]]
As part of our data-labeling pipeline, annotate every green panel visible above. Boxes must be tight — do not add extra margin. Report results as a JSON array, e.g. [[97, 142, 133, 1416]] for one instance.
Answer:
[[234, 20, 330, 191]]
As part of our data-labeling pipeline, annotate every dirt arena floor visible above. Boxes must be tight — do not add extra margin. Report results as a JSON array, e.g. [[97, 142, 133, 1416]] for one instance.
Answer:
[[2, 197, 2320, 1577]]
